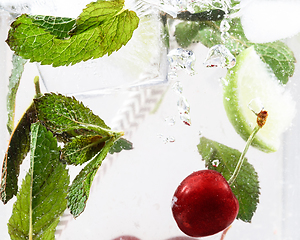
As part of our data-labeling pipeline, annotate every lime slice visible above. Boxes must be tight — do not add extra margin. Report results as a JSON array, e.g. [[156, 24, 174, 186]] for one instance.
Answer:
[[223, 46, 296, 152]]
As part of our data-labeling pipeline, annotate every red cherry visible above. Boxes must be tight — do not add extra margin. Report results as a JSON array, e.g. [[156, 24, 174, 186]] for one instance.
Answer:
[[165, 237, 198, 240], [171, 170, 239, 237], [112, 236, 140, 240]]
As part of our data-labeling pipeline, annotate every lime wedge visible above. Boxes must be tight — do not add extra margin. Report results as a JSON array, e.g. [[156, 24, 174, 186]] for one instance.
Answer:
[[223, 46, 296, 152]]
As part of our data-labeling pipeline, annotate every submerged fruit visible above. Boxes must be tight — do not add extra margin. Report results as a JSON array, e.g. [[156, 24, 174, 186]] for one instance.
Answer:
[[171, 170, 239, 237], [223, 46, 296, 152], [112, 236, 140, 240]]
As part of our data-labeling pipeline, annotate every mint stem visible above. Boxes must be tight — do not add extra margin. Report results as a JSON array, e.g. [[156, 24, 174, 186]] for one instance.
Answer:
[[228, 125, 260, 186], [34, 76, 42, 98]]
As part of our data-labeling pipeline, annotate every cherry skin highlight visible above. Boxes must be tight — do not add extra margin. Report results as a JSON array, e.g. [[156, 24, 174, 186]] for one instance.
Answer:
[[171, 169, 239, 237]]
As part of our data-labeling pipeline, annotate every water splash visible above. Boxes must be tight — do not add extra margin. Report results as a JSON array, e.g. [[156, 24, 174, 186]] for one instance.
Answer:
[[204, 45, 236, 69], [172, 81, 183, 95], [158, 134, 176, 143], [177, 95, 190, 114], [179, 113, 191, 126], [185, 0, 232, 13], [167, 48, 196, 79], [177, 94, 191, 126], [165, 116, 176, 126]]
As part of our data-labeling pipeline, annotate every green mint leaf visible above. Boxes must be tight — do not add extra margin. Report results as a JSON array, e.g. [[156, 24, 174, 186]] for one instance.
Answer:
[[8, 122, 69, 239], [7, 54, 27, 134], [197, 137, 260, 222], [254, 42, 295, 85], [174, 21, 201, 48], [6, 3, 139, 67], [67, 138, 115, 218], [61, 135, 106, 165], [1, 103, 37, 204], [69, 0, 123, 35], [29, 15, 76, 39], [179, 18, 295, 84], [109, 137, 133, 154], [33, 93, 111, 137], [99, 9, 139, 56]]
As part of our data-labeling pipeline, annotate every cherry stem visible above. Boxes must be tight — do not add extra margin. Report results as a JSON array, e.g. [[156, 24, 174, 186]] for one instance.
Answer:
[[228, 110, 268, 186], [228, 125, 259, 186], [220, 225, 232, 240]]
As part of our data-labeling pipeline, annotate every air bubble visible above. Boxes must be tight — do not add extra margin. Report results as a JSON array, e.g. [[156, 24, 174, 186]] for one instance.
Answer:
[[158, 134, 176, 143], [220, 19, 230, 32], [165, 116, 176, 126], [248, 98, 264, 114], [167, 48, 196, 78], [179, 113, 191, 126], [204, 45, 236, 69], [172, 81, 183, 95], [212, 159, 220, 167], [177, 95, 190, 114]]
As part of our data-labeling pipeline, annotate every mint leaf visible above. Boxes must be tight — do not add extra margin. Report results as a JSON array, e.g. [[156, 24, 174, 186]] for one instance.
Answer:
[[30, 15, 76, 39], [99, 9, 139, 56], [174, 21, 201, 48], [6, 1, 139, 67], [254, 42, 295, 85], [67, 138, 115, 218], [1, 103, 37, 204], [8, 122, 69, 239], [34, 93, 111, 136], [177, 18, 295, 84], [197, 137, 260, 222], [7, 54, 27, 134], [109, 137, 133, 154], [61, 135, 106, 165], [69, 0, 123, 35]]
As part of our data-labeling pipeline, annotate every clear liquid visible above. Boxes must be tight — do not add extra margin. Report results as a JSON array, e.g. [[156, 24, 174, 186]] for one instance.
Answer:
[[1, 2, 300, 240]]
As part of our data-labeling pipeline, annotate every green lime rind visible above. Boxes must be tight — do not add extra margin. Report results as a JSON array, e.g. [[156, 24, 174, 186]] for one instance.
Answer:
[[224, 77, 275, 153], [223, 46, 296, 153]]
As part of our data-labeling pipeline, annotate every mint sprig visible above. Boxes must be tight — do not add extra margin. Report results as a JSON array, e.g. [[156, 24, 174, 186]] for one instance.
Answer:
[[6, 0, 139, 67], [2, 90, 132, 220]]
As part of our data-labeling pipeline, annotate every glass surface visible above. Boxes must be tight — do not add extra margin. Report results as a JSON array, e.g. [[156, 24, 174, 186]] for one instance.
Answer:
[[1, 1, 300, 240]]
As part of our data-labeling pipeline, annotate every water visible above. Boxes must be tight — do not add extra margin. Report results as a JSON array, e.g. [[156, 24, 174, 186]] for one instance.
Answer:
[[1, 1, 300, 240], [220, 19, 230, 33], [172, 81, 183, 95], [165, 116, 176, 126], [158, 134, 176, 143], [204, 44, 236, 69], [167, 48, 196, 79]]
